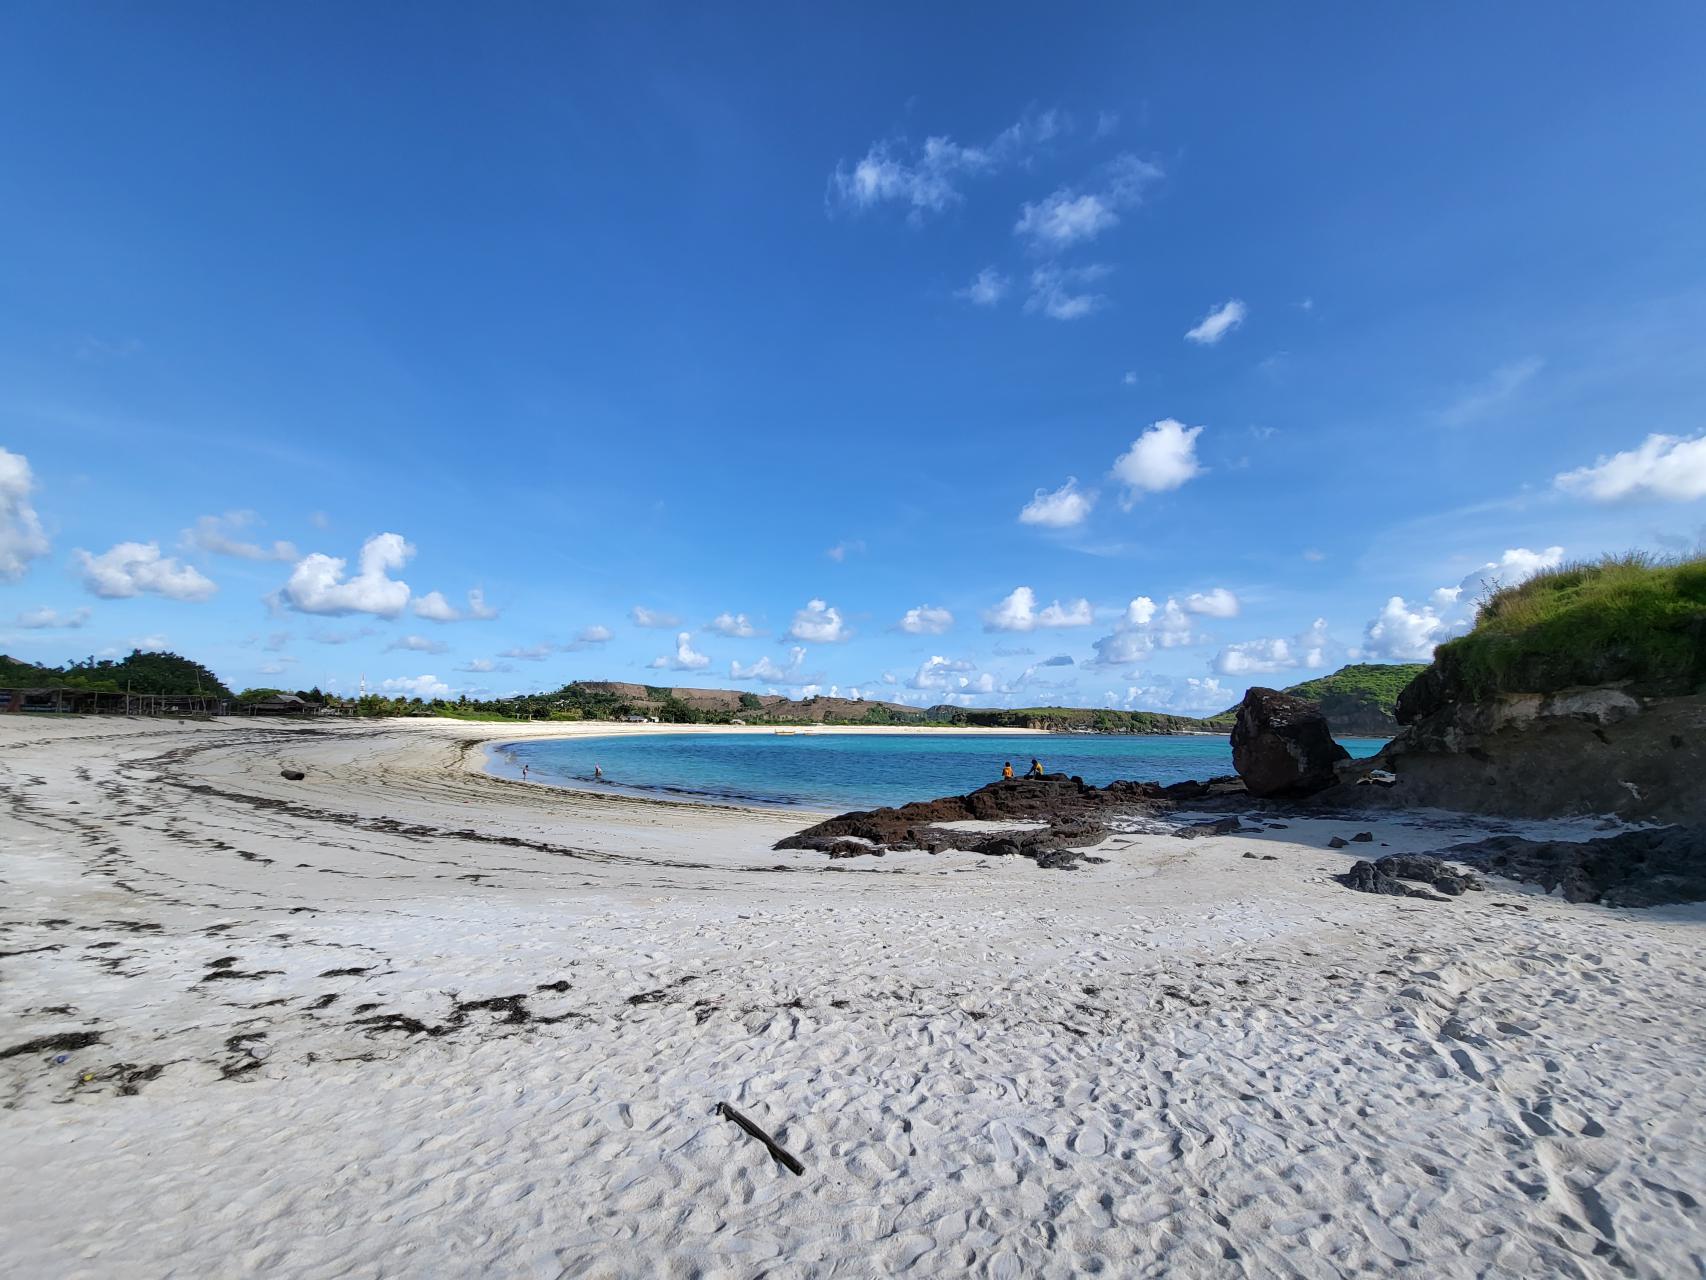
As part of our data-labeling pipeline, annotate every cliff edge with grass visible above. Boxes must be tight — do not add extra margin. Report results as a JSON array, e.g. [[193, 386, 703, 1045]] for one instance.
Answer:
[[1330, 553, 1706, 822]]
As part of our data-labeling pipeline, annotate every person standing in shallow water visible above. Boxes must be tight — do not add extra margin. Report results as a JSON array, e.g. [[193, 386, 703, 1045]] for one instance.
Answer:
[[1002, 761, 1014, 780]]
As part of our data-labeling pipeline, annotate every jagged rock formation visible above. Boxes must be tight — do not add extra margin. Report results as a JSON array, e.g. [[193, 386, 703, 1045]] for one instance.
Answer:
[[1440, 826, 1706, 907], [1230, 688, 1350, 798], [775, 773, 1245, 864], [1328, 677, 1704, 824]]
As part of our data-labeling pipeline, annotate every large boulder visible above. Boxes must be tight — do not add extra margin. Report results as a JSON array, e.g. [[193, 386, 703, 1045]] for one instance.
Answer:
[[1231, 688, 1351, 798]]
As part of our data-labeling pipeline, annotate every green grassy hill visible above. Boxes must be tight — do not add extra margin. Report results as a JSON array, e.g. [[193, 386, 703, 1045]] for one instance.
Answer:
[[1211, 662, 1426, 734], [1429, 552, 1706, 701]]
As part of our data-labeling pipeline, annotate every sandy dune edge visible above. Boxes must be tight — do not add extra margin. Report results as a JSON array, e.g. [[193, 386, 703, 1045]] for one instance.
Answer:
[[1, 715, 1702, 1278]]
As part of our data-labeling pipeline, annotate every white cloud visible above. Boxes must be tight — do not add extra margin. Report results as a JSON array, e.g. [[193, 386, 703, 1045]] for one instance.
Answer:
[[258, 659, 297, 676], [413, 587, 498, 622], [1112, 419, 1205, 500], [908, 655, 975, 690], [730, 646, 813, 685], [1123, 596, 1157, 626], [706, 612, 758, 638], [455, 658, 511, 674], [1025, 263, 1112, 321], [387, 634, 449, 654], [1184, 587, 1239, 618], [1013, 153, 1162, 250], [380, 674, 452, 700], [829, 110, 1069, 220], [1452, 546, 1565, 607], [1090, 628, 1154, 667], [182, 512, 297, 562], [982, 586, 1093, 632], [1122, 371, 1137, 386], [788, 598, 851, 643], [1087, 594, 1211, 667], [1118, 675, 1230, 714], [576, 624, 613, 644], [826, 539, 865, 562], [1213, 617, 1331, 677], [76, 542, 217, 601], [16, 605, 91, 629], [899, 604, 954, 635], [279, 533, 413, 617], [1439, 357, 1543, 427], [1019, 477, 1095, 528], [1015, 191, 1119, 249], [631, 605, 682, 628], [0, 447, 50, 583], [1184, 299, 1247, 346], [1363, 597, 1458, 662], [498, 643, 556, 661], [652, 631, 709, 671], [956, 268, 1009, 306], [1555, 434, 1706, 503]]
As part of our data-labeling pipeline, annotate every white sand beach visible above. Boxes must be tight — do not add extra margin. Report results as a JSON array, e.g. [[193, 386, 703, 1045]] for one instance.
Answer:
[[2, 714, 1703, 1278]]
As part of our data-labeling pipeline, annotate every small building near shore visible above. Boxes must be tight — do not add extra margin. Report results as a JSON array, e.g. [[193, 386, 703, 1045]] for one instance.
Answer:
[[247, 694, 312, 716]]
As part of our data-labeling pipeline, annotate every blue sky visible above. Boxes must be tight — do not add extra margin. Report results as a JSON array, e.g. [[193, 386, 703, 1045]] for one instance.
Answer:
[[3, 4, 1704, 711]]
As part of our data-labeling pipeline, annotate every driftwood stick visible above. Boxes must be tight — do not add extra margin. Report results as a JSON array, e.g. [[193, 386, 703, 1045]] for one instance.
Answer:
[[716, 1101, 805, 1176]]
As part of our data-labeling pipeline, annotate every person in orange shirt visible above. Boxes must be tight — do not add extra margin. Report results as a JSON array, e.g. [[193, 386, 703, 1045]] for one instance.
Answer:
[[1002, 761, 1014, 780]]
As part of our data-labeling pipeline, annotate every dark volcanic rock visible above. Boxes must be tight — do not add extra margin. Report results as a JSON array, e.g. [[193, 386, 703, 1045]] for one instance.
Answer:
[[280, 769, 306, 781], [1441, 825, 1706, 907], [776, 774, 1246, 865], [1173, 817, 1244, 840], [1339, 860, 1412, 896], [1337, 855, 1476, 900], [1231, 688, 1351, 799], [1328, 836, 1350, 849]]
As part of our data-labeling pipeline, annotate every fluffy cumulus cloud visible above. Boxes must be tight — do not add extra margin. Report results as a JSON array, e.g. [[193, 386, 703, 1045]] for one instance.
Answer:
[[650, 631, 710, 671], [1184, 587, 1239, 618], [576, 624, 613, 644], [76, 542, 217, 601], [182, 512, 297, 562], [908, 655, 975, 690], [1214, 618, 1330, 676], [956, 267, 1009, 306], [1019, 477, 1095, 528], [0, 446, 50, 582], [788, 598, 851, 643], [1363, 545, 1566, 660], [1025, 264, 1112, 321], [1362, 597, 1457, 662], [413, 587, 498, 623], [829, 110, 1069, 220], [1554, 434, 1706, 503], [706, 612, 758, 638], [380, 674, 452, 700], [1013, 153, 1162, 251], [386, 634, 448, 654], [279, 533, 413, 617], [1115, 676, 1230, 714], [16, 605, 91, 629], [983, 586, 1094, 632], [1087, 595, 1211, 668], [1184, 299, 1247, 345], [1112, 419, 1205, 501], [730, 646, 812, 685], [899, 604, 954, 635], [630, 605, 681, 629]]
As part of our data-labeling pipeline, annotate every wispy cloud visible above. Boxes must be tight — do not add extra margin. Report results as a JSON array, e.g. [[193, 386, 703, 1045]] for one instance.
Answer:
[[955, 267, 1010, 307], [1184, 299, 1247, 345], [1013, 154, 1162, 251], [1438, 356, 1543, 427], [1025, 264, 1112, 321]]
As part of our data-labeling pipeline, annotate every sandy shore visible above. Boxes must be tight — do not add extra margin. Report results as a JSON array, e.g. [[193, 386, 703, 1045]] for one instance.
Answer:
[[2, 714, 1703, 1278]]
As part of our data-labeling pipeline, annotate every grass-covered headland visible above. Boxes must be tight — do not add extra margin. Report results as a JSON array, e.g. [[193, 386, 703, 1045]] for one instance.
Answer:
[[1431, 552, 1706, 699]]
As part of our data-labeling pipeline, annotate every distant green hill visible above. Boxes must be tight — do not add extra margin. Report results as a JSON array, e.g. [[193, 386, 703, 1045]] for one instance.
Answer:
[[1427, 552, 1706, 702], [0, 649, 232, 698], [924, 704, 1215, 735], [1214, 662, 1426, 734]]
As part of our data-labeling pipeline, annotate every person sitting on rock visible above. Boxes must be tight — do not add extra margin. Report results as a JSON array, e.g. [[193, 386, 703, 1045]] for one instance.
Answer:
[[1028, 758, 1045, 777], [1002, 761, 1014, 780]]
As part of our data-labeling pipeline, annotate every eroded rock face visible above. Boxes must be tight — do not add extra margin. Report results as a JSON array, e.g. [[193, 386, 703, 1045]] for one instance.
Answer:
[[1230, 688, 1351, 798], [1327, 679, 1704, 824]]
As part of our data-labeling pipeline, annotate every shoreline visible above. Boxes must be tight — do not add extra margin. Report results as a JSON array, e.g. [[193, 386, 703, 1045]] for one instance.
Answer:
[[3, 713, 1702, 1277]]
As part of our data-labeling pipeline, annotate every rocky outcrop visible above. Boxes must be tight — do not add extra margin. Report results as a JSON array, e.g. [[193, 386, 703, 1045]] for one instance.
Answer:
[[1328, 675, 1704, 824], [1440, 826, 1706, 907], [775, 773, 1246, 864], [1230, 688, 1350, 798], [1339, 855, 1483, 899]]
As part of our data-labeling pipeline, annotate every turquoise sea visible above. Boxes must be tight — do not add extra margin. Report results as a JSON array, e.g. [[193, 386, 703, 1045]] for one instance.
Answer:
[[489, 732, 1389, 812]]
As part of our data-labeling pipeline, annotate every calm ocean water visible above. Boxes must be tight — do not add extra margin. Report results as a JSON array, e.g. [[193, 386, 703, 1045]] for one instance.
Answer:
[[489, 731, 1388, 811]]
